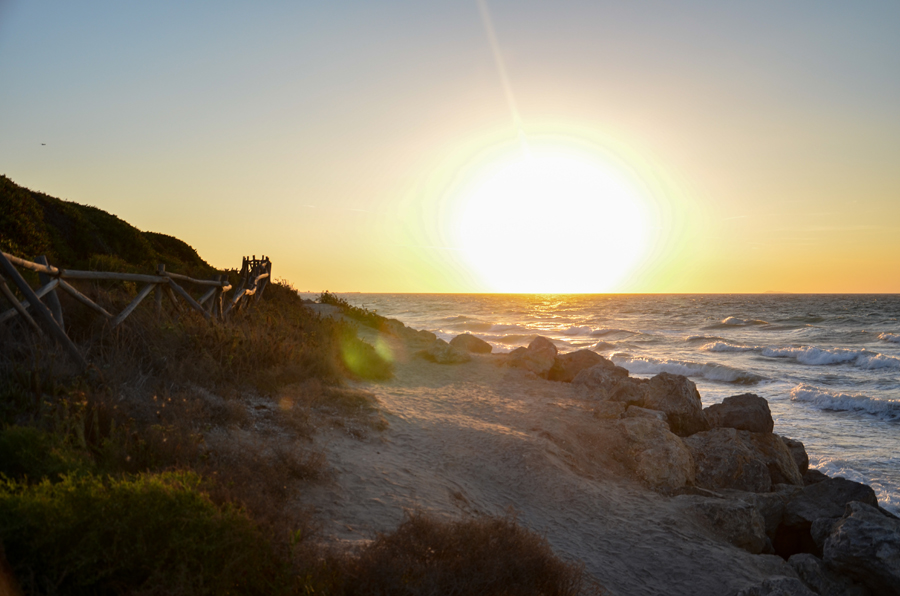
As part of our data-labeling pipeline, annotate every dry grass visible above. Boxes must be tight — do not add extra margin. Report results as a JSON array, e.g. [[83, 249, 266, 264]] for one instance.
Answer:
[[336, 511, 600, 596]]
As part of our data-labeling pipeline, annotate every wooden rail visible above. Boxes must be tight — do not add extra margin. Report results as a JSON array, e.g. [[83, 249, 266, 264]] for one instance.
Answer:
[[0, 251, 273, 369]]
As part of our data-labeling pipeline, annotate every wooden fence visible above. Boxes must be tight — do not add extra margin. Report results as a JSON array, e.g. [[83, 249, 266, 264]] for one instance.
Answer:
[[0, 251, 272, 369]]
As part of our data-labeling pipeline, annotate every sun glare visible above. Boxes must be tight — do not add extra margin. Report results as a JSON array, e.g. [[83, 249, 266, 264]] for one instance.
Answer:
[[453, 146, 650, 293]]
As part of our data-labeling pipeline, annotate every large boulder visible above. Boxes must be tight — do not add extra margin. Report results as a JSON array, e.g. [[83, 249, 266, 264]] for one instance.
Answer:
[[674, 495, 768, 554], [704, 393, 774, 434], [449, 333, 492, 354], [775, 477, 879, 558], [506, 336, 558, 377], [787, 553, 871, 596], [417, 339, 471, 365], [613, 417, 695, 492], [548, 349, 606, 382], [722, 485, 805, 541], [641, 372, 710, 437], [780, 437, 809, 474], [685, 428, 803, 493], [823, 501, 900, 596], [572, 362, 640, 401]]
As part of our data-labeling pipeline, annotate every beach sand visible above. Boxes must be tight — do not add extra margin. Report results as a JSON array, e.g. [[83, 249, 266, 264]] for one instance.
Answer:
[[300, 327, 796, 596]]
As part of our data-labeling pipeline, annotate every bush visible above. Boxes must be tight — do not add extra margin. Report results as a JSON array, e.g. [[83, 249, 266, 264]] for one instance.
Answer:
[[0, 426, 92, 482], [0, 471, 293, 596], [342, 511, 591, 596]]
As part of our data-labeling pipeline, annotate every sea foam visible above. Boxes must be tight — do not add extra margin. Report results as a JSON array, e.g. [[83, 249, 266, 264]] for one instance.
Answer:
[[763, 346, 900, 369], [790, 383, 900, 420], [612, 355, 763, 384], [701, 341, 762, 353], [878, 332, 900, 344]]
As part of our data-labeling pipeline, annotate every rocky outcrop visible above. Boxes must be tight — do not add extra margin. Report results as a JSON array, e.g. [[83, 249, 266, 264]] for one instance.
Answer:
[[823, 501, 900, 596], [780, 437, 809, 474], [548, 349, 608, 382], [381, 318, 438, 345], [449, 333, 492, 354], [704, 393, 773, 434], [575, 369, 708, 437], [613, 417, 695, 492], [685, 429, 803, 493], [674, 495, 768, 554], [641, 373, 710, 437], [774, 477, 879, 558], [417, 339, 471, 365], [572, 363, 640, 401], [787, 553, 871, 596], [722, 486, 804, 543], [736, 576, 818, 596], [624, 405, 667, 423], [506, 336, 558, 377]]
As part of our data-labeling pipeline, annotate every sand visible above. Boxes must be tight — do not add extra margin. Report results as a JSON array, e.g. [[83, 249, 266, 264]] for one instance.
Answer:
[[301, 329, 795, 596]]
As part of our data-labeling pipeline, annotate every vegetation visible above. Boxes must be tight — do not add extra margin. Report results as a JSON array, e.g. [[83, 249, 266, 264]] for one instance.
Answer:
[[319, 291, 389, 330], [0, 176, 593, 595]]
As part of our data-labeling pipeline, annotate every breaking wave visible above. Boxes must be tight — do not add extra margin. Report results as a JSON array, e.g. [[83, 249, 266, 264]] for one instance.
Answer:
[[790, 384, 900, 420], [763, 346, 900, 369], [610, 355, 763, 384], [878, 332, 900, 344], [701, 341, 762, 353], [715, 316, 769, 327]]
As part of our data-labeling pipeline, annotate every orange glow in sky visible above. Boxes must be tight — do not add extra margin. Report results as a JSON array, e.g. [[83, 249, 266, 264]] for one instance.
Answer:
[[1, 2, 898, 293]]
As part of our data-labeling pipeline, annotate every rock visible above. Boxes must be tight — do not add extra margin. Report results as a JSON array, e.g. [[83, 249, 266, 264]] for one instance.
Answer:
[[745, 433, 805, 487], [824, 501, 900, 596], [613, 417, 695, 492], [704, 393, 774, 433], [624, 405, 667, 423], [775, 477, 879, 558], [641, 372, 710, 437], [449, 333, 492, 354], [591, 402, 626, 419], [788, 553, 871, 596], [685, 428, 803, 493], [506, 336, 558, 377], [417, 339, 471, 365], [674, 495, 768, 553], [736, 576, 819, 596], [722, 486, 804, 540], [548, 349, 607, 382], [571, 361, 632, 397], [382, 319, 438, 345], [780, 437, 809, 474], [803, 469, 828, 486]]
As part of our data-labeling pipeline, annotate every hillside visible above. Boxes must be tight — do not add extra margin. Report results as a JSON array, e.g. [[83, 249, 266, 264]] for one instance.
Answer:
[[0, 175, 218, 278]]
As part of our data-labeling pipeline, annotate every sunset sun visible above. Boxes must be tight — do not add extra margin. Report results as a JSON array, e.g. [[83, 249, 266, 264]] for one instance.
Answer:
[[454, 146, 650, 293]]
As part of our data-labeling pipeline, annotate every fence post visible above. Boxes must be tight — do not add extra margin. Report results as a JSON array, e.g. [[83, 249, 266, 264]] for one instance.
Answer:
[[36, 255, 64, 328], [0, 251, 86, 368], [155, 264, 165, 319]]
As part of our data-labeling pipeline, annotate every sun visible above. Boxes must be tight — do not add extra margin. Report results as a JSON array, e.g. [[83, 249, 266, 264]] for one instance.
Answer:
[[452, 144, 650, 293]]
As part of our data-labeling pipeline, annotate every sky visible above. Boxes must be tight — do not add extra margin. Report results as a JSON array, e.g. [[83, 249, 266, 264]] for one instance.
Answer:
[[1, 1, 899, 293]]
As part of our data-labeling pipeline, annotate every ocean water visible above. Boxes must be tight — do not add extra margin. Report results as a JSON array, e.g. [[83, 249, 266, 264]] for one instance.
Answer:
[[313, 293, 900, 514]]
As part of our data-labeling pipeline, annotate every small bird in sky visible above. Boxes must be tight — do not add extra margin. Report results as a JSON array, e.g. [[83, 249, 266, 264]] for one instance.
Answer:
[[41, 143, 45, 146]]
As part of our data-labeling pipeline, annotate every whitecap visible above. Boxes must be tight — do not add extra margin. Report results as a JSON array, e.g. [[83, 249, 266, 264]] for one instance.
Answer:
[[611, 355, 763, 384], [763, 346, 900, 369], [701, 341, 762, 353], [721, 316, 769, 326], [790, 384, 900, 420], [878, 332, 900, 344]]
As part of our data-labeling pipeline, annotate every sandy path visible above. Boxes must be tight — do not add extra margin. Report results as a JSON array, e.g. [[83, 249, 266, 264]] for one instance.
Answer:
[[303, 346, 793, 596]]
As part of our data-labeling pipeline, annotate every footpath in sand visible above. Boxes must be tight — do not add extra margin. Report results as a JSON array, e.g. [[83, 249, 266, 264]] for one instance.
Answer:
[[302, 327, 795, 596]]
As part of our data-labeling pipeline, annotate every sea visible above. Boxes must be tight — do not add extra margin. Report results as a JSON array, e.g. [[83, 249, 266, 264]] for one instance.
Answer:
[[307, 293, 900, 515]]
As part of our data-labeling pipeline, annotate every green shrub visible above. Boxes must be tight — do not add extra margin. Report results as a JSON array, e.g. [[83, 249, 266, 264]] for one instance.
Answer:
[[0, 426, 92, 482], [0, 471, 293, 596]]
